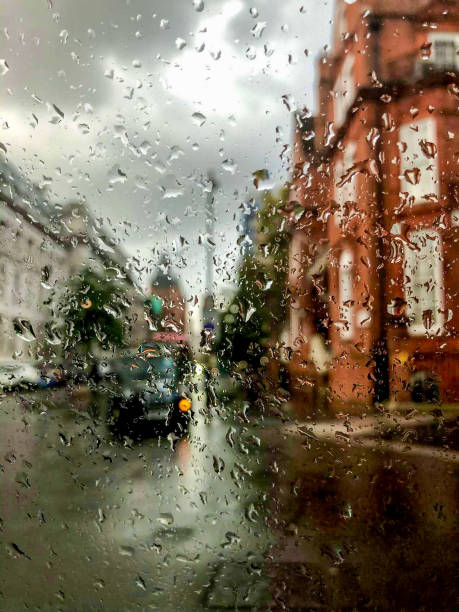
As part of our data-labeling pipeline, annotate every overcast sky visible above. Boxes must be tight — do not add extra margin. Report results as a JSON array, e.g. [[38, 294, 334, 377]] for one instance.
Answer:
[[1, 0, 333, 303]]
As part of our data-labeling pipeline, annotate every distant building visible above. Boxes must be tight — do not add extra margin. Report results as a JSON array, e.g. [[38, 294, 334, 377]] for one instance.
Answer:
[[286, 0, 459, 409], [0, 160, 144, 365], [148, 258, 186, 340]]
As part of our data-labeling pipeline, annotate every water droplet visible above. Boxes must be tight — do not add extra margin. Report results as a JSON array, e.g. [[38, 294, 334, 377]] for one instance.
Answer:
[[139, 140, 151, 155], [157, 513, 174, 526], [245, 503, 259, 522], [281, 94, 296, 112], [192, 0, 204, 11], [222, 159, 238, 174], [44, 323, 61, 346], [192, 111, 206, 127], [447, 83, 459, 100], [251, 22, 266, 39], [226, 427, 236, 448], [13, 319, 36, 343], [159, 174, 184, 199], [108, 166, 127, 186], [221, 532, 240, 548], [0, 59, 9, 76], [59, 29, 68, 44], [212, 455, 225, 474], [136, 576, 147, 591]]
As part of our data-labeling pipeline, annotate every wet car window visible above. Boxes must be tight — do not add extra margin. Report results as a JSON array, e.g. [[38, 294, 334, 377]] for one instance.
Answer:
[[3, 1, 459, 610]]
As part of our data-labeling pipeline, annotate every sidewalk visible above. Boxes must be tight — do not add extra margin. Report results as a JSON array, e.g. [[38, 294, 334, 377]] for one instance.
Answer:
[[268, 402, 459, 462]]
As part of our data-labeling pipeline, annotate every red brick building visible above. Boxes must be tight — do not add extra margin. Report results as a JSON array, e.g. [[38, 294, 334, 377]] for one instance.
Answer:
[[287, 0, 459, 409], [148, 259, 186, 339]]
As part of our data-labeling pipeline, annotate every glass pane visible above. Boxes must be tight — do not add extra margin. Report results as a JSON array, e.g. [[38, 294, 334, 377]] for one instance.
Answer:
[[2, 1, 459, 610]]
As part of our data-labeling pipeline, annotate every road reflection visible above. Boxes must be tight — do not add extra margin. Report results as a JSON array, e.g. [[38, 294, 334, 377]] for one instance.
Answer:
[[1, 384, 272, 611], [174, 437, 191, 475], [264, 412, 459, 611], [2, 386, 459, 610]]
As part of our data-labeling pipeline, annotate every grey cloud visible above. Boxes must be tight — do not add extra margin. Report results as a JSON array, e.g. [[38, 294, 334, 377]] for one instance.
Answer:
[[1, 0, 332, 295]]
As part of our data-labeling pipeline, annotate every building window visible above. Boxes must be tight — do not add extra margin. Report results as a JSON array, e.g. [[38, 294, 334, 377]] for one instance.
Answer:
[[399, 117, 438, 204], [429, 32, 459, 71], [289, 232, 304, 284], [334, 142, 356, 224], [333, 53, 356, 129], [338, 249, 354, 340], [404, 229, 444, 336]]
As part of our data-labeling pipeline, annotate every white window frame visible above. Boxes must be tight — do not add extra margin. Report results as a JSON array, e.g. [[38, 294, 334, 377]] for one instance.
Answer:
[[338, 249, 354, 341], [289, 232, 304, 285], [429, 32, 459, 71], [399, 117, 438, 204], [333, 53, 356, 129], [404, 229, 444, 336]]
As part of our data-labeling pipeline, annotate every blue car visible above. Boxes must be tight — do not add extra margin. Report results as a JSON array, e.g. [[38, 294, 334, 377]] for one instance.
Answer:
[[108, 342, 193, 438]]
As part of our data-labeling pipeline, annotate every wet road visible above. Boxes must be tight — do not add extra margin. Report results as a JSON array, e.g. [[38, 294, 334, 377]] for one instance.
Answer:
[[1, 380, 273, 612], [2, 382, 459, 610], [264, 408, 459, 610]]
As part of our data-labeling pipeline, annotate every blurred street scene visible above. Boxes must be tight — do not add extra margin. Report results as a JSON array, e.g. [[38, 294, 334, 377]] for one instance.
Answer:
[[4, 379, 459, 610], [2, 0, 459, 610]]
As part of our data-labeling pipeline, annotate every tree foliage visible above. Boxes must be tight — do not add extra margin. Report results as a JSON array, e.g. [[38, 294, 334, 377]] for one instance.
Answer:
[[59, 266, 130, 356], [216, 186, 290, 374]]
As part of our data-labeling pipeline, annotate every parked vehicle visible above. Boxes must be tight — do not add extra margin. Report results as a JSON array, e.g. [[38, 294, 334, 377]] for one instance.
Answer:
[[0, 363, 41, 390], [108, 341, 194, 438]]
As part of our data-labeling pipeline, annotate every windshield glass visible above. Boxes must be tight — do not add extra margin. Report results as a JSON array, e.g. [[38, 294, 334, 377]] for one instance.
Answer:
[[4, 1, 459, 610]]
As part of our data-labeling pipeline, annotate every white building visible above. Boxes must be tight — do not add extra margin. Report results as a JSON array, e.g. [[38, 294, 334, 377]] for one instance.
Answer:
[[0, 161, 145, 367]]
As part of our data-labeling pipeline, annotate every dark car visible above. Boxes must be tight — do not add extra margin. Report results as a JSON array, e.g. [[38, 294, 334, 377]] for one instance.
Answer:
[[108, 342, 194, 438]]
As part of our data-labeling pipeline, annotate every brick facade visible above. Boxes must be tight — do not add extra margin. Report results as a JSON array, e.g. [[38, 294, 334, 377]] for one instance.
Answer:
[[287, 0, 459, 408]]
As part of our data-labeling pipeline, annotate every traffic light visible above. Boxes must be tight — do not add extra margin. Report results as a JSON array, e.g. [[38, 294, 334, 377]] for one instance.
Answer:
[[145, 295, 163, 317]]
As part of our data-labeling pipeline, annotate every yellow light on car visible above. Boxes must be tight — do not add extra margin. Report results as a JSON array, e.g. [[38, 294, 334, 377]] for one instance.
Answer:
[[178, 398, 192, 412]]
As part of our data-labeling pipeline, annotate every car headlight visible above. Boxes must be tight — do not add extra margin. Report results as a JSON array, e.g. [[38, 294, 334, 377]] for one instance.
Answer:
[[178, 398, 192, 412]]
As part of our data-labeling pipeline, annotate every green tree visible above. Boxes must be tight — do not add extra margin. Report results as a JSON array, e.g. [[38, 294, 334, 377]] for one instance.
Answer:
[[216, 186, 290, 381], [59, 266, 130, 359]]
